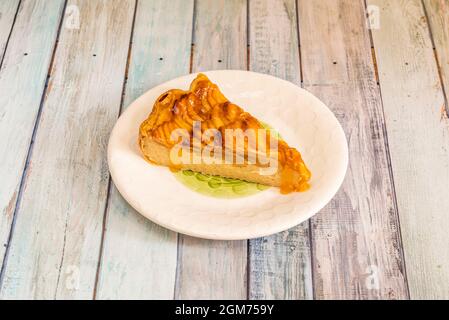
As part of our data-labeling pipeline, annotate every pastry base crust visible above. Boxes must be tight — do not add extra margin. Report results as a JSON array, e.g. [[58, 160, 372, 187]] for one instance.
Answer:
[[140, 136, 282, 187]]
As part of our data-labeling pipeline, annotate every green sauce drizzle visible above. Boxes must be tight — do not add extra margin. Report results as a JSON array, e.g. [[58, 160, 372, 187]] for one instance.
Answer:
[[172, 122, 279, 198]]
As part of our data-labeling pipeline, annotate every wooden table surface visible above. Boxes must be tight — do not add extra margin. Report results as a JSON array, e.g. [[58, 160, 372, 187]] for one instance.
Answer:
[[0, 0, 448, 300]]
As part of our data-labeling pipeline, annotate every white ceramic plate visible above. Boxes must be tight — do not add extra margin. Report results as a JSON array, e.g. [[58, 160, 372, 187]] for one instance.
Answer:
[[108, 70, 348, 240]]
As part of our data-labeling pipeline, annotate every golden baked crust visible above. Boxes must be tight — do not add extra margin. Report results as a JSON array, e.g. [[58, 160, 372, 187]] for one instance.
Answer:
[[139, 73, 311, 193]]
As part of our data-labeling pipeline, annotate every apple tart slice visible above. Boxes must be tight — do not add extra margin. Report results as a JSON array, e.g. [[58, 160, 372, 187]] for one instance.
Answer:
[[139, 73, 311, 194]]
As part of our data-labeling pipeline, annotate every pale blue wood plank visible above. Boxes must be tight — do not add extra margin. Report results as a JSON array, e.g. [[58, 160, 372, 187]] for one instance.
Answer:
[[0, 0, 20, 63], [248, 0, 313, 300], [96, 0, 194, 299], [371, 0, 449, 299], [0, 0, 65, 273], [0, 0, 135, 299], [298, 0, 408, 299], [175, 0, 248, 300]]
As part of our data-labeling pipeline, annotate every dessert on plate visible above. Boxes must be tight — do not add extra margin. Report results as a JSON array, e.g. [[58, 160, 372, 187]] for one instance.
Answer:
[[139, 73, 311, 194]]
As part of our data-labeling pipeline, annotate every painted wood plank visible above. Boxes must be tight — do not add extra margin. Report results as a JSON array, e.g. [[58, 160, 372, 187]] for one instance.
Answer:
[[0, 0, 20, 63], [248, 0, 312, 300], [96, 0, 194, 299], [369, 0, 449, 299], [174, 0, 247, 300], [297, 0, 408, 299], [0, 0, 135, 299], [0, 0, 65, 272], [423, 0, 449, 110]]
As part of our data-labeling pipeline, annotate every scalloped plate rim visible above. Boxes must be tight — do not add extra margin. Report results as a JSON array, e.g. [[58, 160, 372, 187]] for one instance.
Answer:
[[108, 70, 348, 240]]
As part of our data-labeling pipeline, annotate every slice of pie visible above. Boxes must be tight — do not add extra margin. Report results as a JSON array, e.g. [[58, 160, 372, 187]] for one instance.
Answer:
[[139, 73, 311, 194]]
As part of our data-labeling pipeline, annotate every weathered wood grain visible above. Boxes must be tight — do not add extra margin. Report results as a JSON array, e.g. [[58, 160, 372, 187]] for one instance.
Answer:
[[248, 0, 313, 300], [0, 0, 135, 299], [191, 0, 247, 72], [0, 0, 20, 64], [0, 0, 65, 272], [369, 0, 449, 299], [423, 0, 449, 112], [297, 0, 408, 299], [174, 0, 247, 300], [96, 0, 194, 299]]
